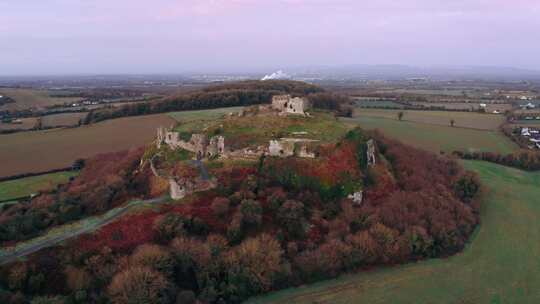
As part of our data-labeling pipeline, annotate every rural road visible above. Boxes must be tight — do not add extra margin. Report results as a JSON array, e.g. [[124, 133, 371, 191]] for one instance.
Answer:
[[0, 196, 167, 265]]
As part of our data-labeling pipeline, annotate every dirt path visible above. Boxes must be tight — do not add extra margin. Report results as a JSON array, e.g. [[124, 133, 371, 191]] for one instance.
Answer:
[[0, 196, 167, 265]]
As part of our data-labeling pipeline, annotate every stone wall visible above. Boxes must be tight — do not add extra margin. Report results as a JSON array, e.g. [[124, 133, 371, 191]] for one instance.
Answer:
[[268, 138, 318, 158], [271, 94, 310, 115], [157, 127, 226, 159]]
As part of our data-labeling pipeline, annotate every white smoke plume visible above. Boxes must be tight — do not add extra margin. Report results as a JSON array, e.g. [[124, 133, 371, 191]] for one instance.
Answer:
[[261, 70, 291, 81]]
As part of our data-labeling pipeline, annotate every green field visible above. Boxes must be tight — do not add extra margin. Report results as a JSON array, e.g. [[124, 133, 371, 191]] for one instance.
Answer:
[[342, 116, 516, 154], [167, 107, 246, 123], [0, 88, 82, 111], [355, 108, 505, 130], [249, 161, 540, 304], [169, 107, 350, 148], [0, 171, 77, 201]]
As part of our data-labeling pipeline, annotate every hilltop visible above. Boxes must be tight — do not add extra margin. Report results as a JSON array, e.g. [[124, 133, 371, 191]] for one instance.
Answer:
[[0, 102, 480, 303]]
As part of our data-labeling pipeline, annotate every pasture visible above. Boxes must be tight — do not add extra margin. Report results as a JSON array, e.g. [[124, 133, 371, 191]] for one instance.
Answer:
[[341, 116, 516, 154], [0, 114, 175, 177], [167, 106, 246, 122], [355, 108, 505, 130], [0, 88, 82, 111], [249, 161, 540, 304], [0, 171, 77, 201]]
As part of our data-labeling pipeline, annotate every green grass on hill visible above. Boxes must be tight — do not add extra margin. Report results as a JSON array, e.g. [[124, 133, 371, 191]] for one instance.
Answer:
[[169, 108, 351, 149], [167, 107, 246, 124], [248, 161, 540, 304], [342, 116, 517, 154], [0, 171, 77, 201]]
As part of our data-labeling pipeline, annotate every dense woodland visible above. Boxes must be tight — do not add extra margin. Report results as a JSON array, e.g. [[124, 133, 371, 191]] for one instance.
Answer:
[[83, 80, 352, 124], [0, 128, 481, 304]]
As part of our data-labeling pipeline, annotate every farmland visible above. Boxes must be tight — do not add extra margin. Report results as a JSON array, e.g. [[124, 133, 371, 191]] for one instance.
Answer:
[[41, 112, 88, 128], [249, 160, 540, 304], [0, 113, 175, 177], [0, 171, 77, 201], [0, 117, 37, 131], [0, 88, 82, 111], [354, 108, 506, 130], [341, 116, 516, 154]]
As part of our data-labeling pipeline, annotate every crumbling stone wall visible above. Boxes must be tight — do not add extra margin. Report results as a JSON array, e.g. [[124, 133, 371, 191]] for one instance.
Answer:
[[157, 127, 226, 159], [271, 94, 310, 115], [367, 139, 376, 166], [268, 138, 317, 158]]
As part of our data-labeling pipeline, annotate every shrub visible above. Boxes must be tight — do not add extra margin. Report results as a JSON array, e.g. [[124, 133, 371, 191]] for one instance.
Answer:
[[227, 212, 244, 244], [153, 214, 186, 243], [277, 200, 307, 239], [225, 234, 283, 294], [8, 263, 28, 290], [64, 266, 92, 292], [454, 172, 481, 204], [30, 296, 66, 304], [211, 197, 230, 217], [131, 244, 175, 277], [239, 199, 262, 227], [176, 290, 196, 304], [107, 266, 173, 304]]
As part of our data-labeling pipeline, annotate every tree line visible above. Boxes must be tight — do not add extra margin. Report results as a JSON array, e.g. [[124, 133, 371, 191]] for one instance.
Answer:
[[82, 80, 354, 124]]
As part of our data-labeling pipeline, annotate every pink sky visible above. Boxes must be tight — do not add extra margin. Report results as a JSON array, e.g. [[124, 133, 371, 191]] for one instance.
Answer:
[[1, 0, 539, 74]]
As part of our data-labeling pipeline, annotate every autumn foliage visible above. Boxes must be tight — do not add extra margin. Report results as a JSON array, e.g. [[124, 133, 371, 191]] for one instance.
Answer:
[[1, 128, 482, 304]]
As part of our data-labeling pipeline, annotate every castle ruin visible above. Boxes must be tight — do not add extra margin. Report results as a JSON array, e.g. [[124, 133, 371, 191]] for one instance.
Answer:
[[157, 127, 225, 159], [272, 95, 310, 115]]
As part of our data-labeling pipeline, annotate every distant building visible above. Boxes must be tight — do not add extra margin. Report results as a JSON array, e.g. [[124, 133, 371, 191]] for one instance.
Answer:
[[272, 95, 310, 115]]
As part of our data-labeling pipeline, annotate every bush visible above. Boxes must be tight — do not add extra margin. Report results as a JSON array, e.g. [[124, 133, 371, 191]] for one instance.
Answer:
[[153, 214, 186, 243], [131, 244, 175, 277], [277, 200, 306, 239], [30, 296, 66, 304], [225, 234, 283, 294], [107, 266, 173, 304], [176, 290, 196, 304], [239, 199, 262, 227], [454, 172, 481, 204], [226, 213, 244, 244], [211, 197, 230, 217]]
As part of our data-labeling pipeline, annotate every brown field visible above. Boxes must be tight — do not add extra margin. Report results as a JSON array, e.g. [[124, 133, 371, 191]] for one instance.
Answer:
[[0, 114, 175, 177], [41, 112, 88, 128], [356, 108, 505, 130], [0, 88, 83, 111]]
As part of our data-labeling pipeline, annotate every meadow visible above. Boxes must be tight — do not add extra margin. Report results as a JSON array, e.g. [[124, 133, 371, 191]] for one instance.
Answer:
[[355, 108, 506, 130], [342, 112, 516, 154], [167, 106, 246, 122], [249, 160, 540, 304], [0, 171, 77, 201], [0, 114, 174, 177]]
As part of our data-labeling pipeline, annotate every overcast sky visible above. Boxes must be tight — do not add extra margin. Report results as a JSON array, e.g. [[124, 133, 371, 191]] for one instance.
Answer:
[[1, 0, 539, 75]]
